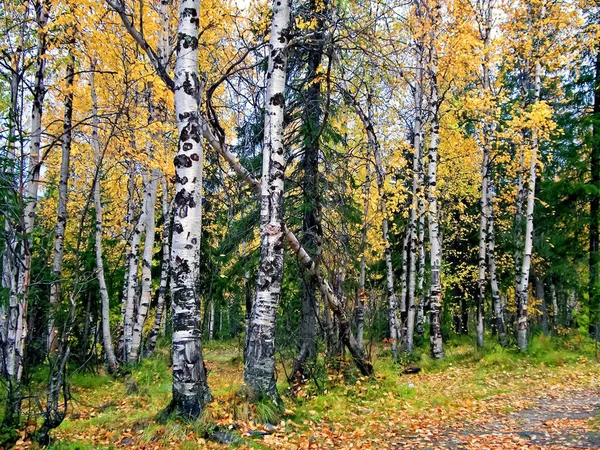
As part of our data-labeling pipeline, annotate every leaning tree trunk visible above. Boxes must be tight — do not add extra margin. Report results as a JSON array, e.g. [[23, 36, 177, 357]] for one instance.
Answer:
[[427, 33, 444, 359], [347, 88, 401, 361], [166, 0, 212, 419], [90, 70, 118, 372], [48, 50, 75, 353], [129, 169, 159, 361], [516, 58, 541, 351], [243, 0, 290, 405]]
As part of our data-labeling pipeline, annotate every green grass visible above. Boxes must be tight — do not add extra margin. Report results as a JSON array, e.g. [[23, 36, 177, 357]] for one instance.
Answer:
[[12, 331, 600, 449]]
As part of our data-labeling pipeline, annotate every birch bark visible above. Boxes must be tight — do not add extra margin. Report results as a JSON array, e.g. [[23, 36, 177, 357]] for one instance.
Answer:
[[168, 0, 212, 418], [90, 70, 118, 371], [49, 50, 75, 353], [129, 168, 159, 361], [427, 23, 445, 358], [516, 58, 541, 351], [243, 0, 290, 404]]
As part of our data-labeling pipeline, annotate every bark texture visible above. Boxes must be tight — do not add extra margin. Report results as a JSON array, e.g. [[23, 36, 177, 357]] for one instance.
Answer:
[[243, 0, 290, 405], [48, 50, 75, 352], [168, 0, 212, 418]]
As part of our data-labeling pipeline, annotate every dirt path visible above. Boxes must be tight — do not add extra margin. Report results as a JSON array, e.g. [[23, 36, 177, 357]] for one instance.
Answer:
[[395, 388, 600, 449]]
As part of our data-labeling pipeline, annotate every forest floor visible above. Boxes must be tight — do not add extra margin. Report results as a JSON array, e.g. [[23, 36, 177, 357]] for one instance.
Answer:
[[10, 333, 600, 449]]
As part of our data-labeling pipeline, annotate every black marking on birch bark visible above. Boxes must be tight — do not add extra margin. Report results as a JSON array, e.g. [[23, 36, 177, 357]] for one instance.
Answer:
[[181, 7, 199, 26], [174, 154, 192, 168], [270, 92, 284, 107], [177, 33, 198, 51], [183, 142, 193, 151], [190, 153, 199, 161], [176, 175, 189, 185], [272, 53, 285, 71], [180, 120, 201, 143], [174, 189, 197, 208]]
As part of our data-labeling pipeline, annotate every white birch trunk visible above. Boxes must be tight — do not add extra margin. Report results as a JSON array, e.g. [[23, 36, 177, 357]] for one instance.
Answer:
[[487, 184, 507, 345], [123, 176, 146, 361], [243, 0, 290, 404], [516, 59, 541, 351], [168, 0, 212, 418], [476, 148, 489, 348], [405, 47, 425, 354], [48, 51, 75, 353], [129, 168, 159, 361], [90, 70, 118, 371], [427, 35, 444, 359], [145, 175, 171, 356]]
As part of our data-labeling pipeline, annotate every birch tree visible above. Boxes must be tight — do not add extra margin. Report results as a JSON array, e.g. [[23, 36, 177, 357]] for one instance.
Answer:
[[166, 0, 212, 417], [243, 0, 291, 404]]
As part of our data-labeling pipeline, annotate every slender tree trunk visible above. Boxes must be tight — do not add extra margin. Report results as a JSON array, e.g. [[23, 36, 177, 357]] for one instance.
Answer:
[[129, 169, 159, 361], [166, 0, 212, 419], [90, 70, 118, 372], [207, 299, 214, 341], [550, 282, 559, 326], [416, 184, 426, 340], [48, 50, 75, 353], [590, 49, 600, 333], [487, 184, 506, 346], [405, 47, 425, 354], [536, 277, 549, 336], [145, 175, 171, 356], [6, 0, 50, 381], [516, 59, 541, 351], [293, 1, 324, 379], [142, 0, 171, 358], [356, 155, 371, 353], [426, 22, 444, 359], [347, 89, 401, 361], [123, 174, 146, 362], [476, 148, 489, 348], [243, 0, 290, 405]]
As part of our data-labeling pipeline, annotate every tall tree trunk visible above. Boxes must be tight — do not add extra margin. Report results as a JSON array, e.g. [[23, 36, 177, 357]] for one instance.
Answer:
[[123, 172, 146, 362], [516, 58, 541, 351], [487, 184, 506, 346], [590, 49, 600, 334], [90, 70, 118, 372], [416, 184, 426, 340], [405, 43, 425, 354], [426, 18, 444, 359], [293, 0, 325, 379], [207, 299, 214, 341], [145, 175, 171, 357], [6, 0, 50, 381], [48, 49, 75, 353], [550, 282, 559, 326], [243, 0, 290, 405], [356, 154, 371, 353], [346, 88, 401, 361], [129, 169, 159, 361], [476, 148, 489, 348], [536, 276, 549, 336], [166, 0, 212, 419], [142, 0, 171, 359]]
